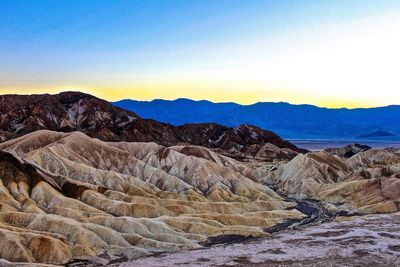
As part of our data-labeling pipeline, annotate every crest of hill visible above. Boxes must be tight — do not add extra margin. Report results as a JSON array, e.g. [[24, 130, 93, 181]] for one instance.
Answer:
[[0, 91, 305, 161], [0, 129, 303, 265]]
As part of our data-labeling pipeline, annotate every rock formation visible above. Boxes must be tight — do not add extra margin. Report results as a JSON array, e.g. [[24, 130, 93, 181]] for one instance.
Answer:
[[0, 92, 304, 162], [325, 143, 371, 158], [267, 148, 400, 214], [0, 92, 399, 266], [0, 130, 303, 265], [1, 130, 398, 265]]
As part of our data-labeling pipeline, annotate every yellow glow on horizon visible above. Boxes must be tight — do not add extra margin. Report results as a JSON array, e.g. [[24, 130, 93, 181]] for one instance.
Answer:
[[0, 81, 387, 109], [1, 10, 399, 109]]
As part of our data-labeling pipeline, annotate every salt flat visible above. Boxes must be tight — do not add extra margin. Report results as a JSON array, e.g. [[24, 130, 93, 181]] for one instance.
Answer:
[[290, 140, 400, 151], [120, 212, 400, 267]]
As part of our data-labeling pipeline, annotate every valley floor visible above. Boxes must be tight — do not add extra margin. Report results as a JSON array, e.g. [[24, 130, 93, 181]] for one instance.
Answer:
[[290, 139, 400, 151], [118, 212, 400, 267]]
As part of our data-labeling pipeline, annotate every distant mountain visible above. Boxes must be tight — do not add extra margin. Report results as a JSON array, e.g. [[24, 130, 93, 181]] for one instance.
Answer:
[[114, 98, 400, 139], [0, 92, 304, 161], [356, 130, 396, 139]]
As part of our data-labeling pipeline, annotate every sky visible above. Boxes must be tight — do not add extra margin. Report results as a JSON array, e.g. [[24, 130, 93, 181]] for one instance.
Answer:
[[1, 0, 400, 108]]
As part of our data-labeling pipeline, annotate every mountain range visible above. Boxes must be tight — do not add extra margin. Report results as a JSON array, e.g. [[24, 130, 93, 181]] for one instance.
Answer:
[[114, 98, 400, 139], [0, 92, 304, 161], [0, 92, 400, 266]]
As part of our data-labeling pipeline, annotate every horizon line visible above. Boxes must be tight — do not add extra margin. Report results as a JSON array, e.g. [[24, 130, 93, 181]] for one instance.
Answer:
[[114, 96, 400, 110], [2, 89, 400, 110]]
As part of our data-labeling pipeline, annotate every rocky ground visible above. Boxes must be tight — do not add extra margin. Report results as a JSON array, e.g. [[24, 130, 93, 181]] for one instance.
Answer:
[[0, 130, 302, 266], [119, 212, 400, 267], [0, 130, 399, 265], [0, 93, 399, 266]]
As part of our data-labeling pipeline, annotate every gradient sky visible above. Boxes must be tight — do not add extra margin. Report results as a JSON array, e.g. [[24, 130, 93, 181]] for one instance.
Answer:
[[1, 0, 400, 107]]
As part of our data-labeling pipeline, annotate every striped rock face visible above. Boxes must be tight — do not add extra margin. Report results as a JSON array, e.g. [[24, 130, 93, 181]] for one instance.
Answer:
[[0, 130, 303, 265], [267, 149, 400, 214]]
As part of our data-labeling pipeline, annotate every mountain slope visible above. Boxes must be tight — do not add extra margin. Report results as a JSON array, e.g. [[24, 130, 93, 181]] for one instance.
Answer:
[[114, 98, 400, 139], [266, 148, 400, 214], [0, 130, 302, 265], [0, 92, 304, 161], [1, 131, 400, 265]]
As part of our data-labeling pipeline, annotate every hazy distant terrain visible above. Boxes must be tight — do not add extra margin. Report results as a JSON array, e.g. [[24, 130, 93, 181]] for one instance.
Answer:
[[115, 99, 400, 140], [291, 140, 400, 151]]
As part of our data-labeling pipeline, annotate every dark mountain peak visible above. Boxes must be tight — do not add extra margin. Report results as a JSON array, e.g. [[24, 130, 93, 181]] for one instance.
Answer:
[[228, 124, 306, 153], [56, 91, 93, 103], [0, 91, 304, 161], [174, 98, 197, 102], [0, 92, 138, 137]]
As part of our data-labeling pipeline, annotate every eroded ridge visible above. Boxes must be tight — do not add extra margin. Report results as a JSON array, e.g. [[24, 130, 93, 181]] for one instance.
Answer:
[[0, 130, 302, 266]]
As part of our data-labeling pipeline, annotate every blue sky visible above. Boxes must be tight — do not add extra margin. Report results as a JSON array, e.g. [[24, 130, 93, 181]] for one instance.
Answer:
[[1, 0, 400, 107]]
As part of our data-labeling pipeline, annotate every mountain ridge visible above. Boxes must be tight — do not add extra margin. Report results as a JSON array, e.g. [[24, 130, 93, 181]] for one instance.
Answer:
[[117, 97, 400, 110], [0, 91, 305, 161], [114, 98, 400, 139], [1, 129, 400, 265], [1, 94, 400, 265]]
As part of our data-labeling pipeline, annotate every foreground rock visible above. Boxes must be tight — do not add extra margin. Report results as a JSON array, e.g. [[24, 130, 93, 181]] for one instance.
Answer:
[[119, 212, 400, 267], [0, 130, 303, 265], [0, 125, 399, 265]]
